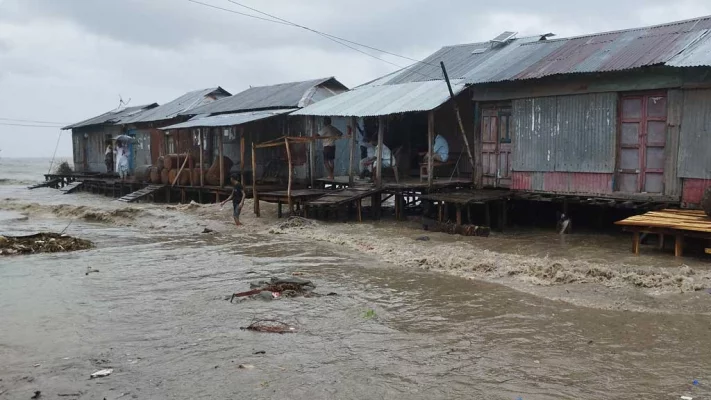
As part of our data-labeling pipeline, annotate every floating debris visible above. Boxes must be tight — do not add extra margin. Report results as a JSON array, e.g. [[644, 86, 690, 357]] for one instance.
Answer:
[[89, 368, 113, 379], [422, 221, 490, 237], [270, 216, 315, 232], [0, 233, 92, 256], [238, 364, 255, 370], [230, 277, 318, 302], [241, 320, 296, 334]]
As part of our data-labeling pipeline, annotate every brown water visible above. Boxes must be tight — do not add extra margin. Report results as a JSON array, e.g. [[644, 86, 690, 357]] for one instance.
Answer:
[[1, 185, 710, 399]]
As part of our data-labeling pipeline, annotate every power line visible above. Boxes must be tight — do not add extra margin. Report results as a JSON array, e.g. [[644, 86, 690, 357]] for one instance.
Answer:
[[187, 0, 439, 80], [224, 0, 438, 68], [0, 122, 64, 128], [0, 117, 71, 125]]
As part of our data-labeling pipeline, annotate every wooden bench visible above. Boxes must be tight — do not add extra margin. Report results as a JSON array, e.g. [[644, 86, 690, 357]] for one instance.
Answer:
[[420, 152, 460, 182]]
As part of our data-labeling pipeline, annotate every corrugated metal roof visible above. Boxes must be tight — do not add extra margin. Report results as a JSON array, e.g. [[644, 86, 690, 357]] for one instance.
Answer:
[[291, 80, 466, 117], [62, 104, 158, 130], [122, 87, 230, 124], [183, 77, 348, 115], [160, 109, 296, 130], [385, 15, 711, 86]]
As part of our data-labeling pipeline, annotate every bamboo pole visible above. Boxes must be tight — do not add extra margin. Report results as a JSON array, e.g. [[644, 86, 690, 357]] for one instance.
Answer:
[[376, 115, 384, 187], [428, 110, 434, 189], [284, 137, 293, 212], [240, 127, 245, 185], [252, 143, 259, 217], [172, 152, 189, 187], [309, 116, 315, 188], [440, 61, 475, 172], [218, 128, 224, 188], [349, 116, 356, 185], [199, 129, 204, 187]]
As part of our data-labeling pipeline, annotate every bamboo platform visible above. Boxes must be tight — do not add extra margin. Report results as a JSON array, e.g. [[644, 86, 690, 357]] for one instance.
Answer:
[[305, 186, 384, 222], [59, 181, 84, 194], [420, 189, 510, 228], [615, 209, 711, 257], [258, 189, 328, 218]]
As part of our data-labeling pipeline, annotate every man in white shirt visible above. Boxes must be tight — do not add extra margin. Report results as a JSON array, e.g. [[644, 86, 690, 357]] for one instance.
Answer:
[[425, 134, 449, 162], [360, 137, 392, 178], [318, 117, 350, 180]]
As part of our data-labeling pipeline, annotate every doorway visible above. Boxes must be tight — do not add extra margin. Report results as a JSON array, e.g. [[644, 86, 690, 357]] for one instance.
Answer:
[[481, 104, 513, 188], [617, 93, 667, 194]]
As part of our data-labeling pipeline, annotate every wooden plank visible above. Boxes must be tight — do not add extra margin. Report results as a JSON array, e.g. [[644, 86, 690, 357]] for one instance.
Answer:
[[376, 115, 384, 187], [427, 110, 434, 189]]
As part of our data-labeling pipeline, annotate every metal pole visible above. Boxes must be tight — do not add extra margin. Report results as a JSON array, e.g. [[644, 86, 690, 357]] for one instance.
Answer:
[[440, 61, 475, 173]]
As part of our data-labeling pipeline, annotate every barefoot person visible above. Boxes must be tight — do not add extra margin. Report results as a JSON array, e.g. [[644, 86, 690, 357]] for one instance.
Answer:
[[221, 176, 245, 226], [318, 117, 350, 180]]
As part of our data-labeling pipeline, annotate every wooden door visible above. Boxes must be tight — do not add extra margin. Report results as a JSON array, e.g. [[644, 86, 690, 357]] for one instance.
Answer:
[[481, 106, 512, 188], [617, 93, 667, 193]]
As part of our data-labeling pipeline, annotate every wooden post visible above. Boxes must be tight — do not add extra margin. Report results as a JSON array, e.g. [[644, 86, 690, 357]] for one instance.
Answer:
[[199, 129, 204, 188], [456, 205, 462, 227], [427, 110, 434, 189], [675, 234, 684, 257], [252, 143, 259, 217], [285, 137, 293, 212], [218, 128, 224, 188], [376, 115, 385, 187], [473, 101, 482, 187], [632, 231, 640, 255], [349, 116, 356, 185], [309, 116, 316, 188], [172, 152, 190, 187], [438, 202, 444, 222], [240, 127, 245, 186], [440, 62, 475, 172], [357, 199, 362, 222]]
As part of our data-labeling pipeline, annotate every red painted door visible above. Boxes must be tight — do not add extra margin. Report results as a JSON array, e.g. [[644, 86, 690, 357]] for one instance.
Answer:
[[617, 94, 667, 193], [481, 106, 512, 188]]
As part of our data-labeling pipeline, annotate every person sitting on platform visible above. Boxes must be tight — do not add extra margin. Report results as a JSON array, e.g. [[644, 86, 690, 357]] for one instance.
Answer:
[[360, 137, 392, 180], [424, 134, 449, 163]]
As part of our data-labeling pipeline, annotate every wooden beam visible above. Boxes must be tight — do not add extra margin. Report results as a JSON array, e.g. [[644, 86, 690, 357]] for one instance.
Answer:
[[427, 110, 434, 189], [440, 62, 475, 172], [349, 116, 356, 185], [376, 115, 384, 187], [285, 137, 293, 213], [632, 231, 640, 255], [172, 152, 190, 187], [199, 129, 204, 187], [309, 116, 315, 188], [252, 143, 260, 217], [240, 127, 245, 186], [218, 128, 224, 188]]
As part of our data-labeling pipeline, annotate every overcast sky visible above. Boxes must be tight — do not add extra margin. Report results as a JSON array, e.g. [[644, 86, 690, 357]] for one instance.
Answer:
[[1, 0, 710, 158]]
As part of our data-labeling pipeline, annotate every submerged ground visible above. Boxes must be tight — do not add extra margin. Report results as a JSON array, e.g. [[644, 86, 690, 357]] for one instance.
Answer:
[[1, 185, 710, 399]]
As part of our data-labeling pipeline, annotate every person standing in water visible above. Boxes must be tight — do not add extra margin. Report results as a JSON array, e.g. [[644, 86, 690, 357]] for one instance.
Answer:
[[220, 176, 245, 226]]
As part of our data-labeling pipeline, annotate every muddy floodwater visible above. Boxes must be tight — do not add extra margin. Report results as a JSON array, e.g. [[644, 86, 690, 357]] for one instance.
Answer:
[[1, 181, 711, 399]]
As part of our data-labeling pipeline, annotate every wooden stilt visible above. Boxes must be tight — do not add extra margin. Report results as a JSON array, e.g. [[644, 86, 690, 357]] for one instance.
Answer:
[[438, 202, 444, 222], [277, 200, 282, 219], [252, 143, 260, 217], [632, 231, 640, 255], [357, 199, 362, 222], [456, 205, 462, 227], [675, 234, 684, 257], [285, 137, 293, 213], [240, 127, 246, 186]]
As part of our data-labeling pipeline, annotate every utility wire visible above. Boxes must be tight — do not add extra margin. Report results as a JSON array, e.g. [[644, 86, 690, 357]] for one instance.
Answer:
[[0, 117, 71, 125], [0, 122, 65, 128], [187, 0, 440, 80], [224, 0, 438, 68]]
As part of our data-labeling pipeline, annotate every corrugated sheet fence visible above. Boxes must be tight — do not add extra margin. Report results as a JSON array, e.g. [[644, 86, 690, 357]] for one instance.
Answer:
[[678, 89, 711, 179]]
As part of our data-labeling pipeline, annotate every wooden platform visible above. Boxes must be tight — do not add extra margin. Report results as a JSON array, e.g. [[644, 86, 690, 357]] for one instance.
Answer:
[[117, 184, 165, 203], [59, 181, 84, 194], [28, 179, 61, 190], [258, 189, 328, 218], [419, 189, 510, 228], [615, 209, 711, 257], [305, 186, 384, 222]]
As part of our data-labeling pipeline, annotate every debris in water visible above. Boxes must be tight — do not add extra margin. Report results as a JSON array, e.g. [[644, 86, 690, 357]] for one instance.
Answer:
[[85, 268, 100, 276], [89, 368, 113, 379], [238, 364, 255, 370], [416, 236, 430, 241], [230, 277, 318, 302], [0, 233, 92, 256], [31, 390, 41, 399], [363, 309, 377, 319], [680, 396, 693, 400], [270, 216, 315, 233], [241, 320, 296, 334], [201, 228, 215, 234], [254, 351, 266, 355], [422, 220, 490, 237]]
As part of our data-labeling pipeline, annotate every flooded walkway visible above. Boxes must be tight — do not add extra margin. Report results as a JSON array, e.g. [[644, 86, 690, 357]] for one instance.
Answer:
[[1, 186, 710, 399]]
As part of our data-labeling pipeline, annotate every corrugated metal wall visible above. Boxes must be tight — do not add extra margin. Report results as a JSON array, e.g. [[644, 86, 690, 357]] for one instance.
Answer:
[[511, 171, 612, 193], [678, 89, 711, 179], [131, 129, 152, 169], [681, 178, 711, 207], [72, 127, 120, 173], [513, 93, 617, 173]]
